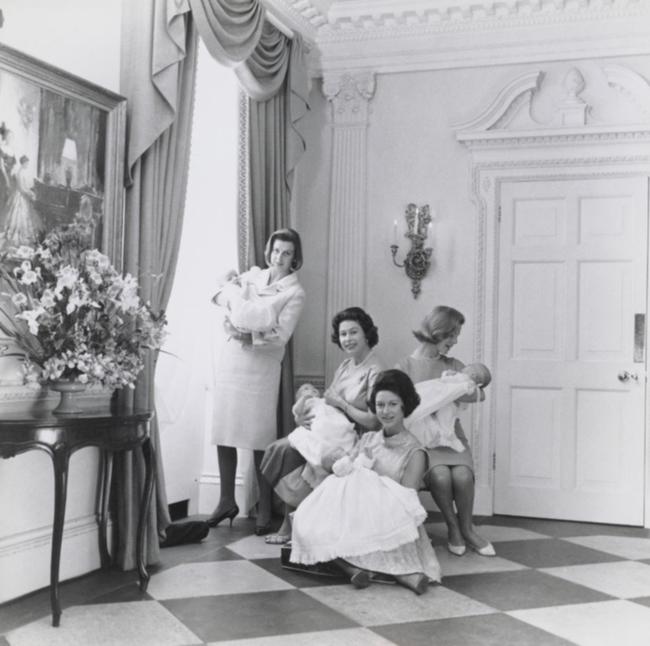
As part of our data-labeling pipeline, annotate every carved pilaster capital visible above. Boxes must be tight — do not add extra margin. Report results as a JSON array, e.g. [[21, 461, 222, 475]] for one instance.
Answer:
[[322, 71, 376, 124]]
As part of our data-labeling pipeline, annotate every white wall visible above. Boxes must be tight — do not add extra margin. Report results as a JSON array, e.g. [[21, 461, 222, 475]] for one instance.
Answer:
[[0, 0, 121, 93], [293, 53, 650, 376], [0, 0, 121, 603]]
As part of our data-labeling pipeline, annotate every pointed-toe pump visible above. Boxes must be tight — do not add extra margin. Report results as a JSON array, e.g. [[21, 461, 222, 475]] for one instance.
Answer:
[[467, 541, 496, 557], [447, 542, 467, 557], [395, 573, 429, 595], [207, 504, 239, 528]]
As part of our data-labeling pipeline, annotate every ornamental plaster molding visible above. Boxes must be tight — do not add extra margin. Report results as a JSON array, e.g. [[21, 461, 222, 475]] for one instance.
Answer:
[[270, 0, 648, 38], [266, 0, 650, 75], [454, 71, 544, 132], [604, 64, 650, 120], [322, 71, 376, 124], [455, 64, 650, 149]]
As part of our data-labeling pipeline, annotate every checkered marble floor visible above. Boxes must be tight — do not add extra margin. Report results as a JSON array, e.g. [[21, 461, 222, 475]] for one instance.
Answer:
[[2, 514, 650, 646]]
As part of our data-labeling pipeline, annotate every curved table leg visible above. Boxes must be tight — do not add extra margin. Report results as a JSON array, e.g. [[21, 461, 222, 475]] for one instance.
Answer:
[[50, 445, 70, 627], [136, 437, 155, 592], [97, 450, 114, 568]]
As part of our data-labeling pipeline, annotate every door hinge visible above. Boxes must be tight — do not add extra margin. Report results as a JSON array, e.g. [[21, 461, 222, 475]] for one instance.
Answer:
[[492, 452, 496, 470], [497, 206, 502, 223]]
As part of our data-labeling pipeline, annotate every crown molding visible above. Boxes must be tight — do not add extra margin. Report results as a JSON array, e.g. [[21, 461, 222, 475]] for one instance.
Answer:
[[264, 0, 650, 76]]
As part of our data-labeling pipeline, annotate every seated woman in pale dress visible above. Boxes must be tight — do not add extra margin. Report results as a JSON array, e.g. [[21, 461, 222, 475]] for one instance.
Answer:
[[290, 369, 441, 595], [261, 307, 383, 544]]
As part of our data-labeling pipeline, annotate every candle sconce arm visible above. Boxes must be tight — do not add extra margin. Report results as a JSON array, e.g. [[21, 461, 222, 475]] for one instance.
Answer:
[[389, 204, 433, 298]]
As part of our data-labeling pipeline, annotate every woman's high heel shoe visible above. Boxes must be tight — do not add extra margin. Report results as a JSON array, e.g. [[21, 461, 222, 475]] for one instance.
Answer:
[[447, 542, 467, 557], [395, 573, 429, 595], [207, 504, 239, 528], [467, 541, 496, 557]]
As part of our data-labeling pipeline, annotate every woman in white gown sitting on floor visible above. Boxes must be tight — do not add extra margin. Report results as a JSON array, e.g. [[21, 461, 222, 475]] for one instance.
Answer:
[[290, 369, 441, 595]]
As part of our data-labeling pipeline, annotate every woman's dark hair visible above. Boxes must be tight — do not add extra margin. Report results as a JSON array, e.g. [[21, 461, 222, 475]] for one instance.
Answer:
[[368, 369, 421, 418], [413, 305, 465, 345], [264, 228, 303, 271], [330, 306, 379, 349]]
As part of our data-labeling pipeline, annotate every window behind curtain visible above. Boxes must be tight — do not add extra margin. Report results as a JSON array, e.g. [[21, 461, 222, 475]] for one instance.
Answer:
[[155, 39, 238, 510]]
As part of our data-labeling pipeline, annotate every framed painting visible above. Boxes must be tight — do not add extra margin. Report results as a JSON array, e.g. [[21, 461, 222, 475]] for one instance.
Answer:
[[0, 43, 126, 263], [0, 43, 126, 390]]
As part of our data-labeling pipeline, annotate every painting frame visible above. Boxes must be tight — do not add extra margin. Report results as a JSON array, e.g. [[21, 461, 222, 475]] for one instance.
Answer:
[[0, 43, 126, 395], [0, 42, 126, 265]]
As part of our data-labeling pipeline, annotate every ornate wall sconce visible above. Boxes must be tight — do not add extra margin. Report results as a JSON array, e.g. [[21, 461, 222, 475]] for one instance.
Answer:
[[390, 203, 433, 299]]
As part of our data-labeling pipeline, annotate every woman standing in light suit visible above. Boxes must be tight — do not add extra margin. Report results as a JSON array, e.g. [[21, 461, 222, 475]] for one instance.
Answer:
[[209, 228, 305, 535]]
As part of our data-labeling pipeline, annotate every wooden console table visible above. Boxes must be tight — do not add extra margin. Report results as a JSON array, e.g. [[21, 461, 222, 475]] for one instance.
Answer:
[[0, 410, 154, 627]]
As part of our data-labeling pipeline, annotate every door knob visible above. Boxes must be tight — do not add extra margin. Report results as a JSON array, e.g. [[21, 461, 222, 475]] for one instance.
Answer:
[[618, 371, 639, 383]]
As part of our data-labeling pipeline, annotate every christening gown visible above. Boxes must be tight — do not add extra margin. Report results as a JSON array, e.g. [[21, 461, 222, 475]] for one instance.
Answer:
[[406, 373, 478, 453], [290, 428, 441, 583]]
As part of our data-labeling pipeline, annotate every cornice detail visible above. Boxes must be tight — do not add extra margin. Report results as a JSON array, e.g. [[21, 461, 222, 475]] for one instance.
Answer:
[[266, 0, 650, 75], [273, 0, 648, 37]]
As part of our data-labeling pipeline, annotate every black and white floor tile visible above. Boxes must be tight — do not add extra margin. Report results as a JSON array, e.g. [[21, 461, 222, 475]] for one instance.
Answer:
[[2, 514, 650, 646]]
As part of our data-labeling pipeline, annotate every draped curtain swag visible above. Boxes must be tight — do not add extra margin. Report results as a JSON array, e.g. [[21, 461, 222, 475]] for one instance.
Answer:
[[119, 0, 309, 567], [188, 0, 264, 66]]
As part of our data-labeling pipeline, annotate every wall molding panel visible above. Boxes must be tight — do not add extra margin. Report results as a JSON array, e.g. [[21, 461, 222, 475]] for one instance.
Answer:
[[0, 514, 103, 603]]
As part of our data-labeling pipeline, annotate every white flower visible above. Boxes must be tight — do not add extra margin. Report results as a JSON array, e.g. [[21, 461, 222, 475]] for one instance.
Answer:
[[15, 307, 44, 335], [20, 268, 41, 286], [36, 247, 52, 261], [55, 266, 79, 294], [66, 294, 82, 314], [84, 249, 111, 270], [14, 246, 35, 260], [40, 289, 56, 309], [11, 293, 27, 307]]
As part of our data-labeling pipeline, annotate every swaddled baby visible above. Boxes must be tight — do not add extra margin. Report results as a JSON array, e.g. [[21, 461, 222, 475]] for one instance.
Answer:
[[217, 266, 277, 340], [406, 363, 491, 452], [287, 384, 357, 468]]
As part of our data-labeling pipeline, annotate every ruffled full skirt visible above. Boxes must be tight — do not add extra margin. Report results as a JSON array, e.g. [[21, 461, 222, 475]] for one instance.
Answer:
[[290, 467, 427, 566]]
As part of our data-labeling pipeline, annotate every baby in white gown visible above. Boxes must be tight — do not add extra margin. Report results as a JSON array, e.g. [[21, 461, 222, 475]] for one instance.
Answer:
[[217, 266, 277, 343], [406, 363, 491, 452], [287, 384, 357, 480]]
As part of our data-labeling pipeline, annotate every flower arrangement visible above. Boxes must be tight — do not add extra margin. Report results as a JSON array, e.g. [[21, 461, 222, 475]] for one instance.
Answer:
[[0, 213, 166, 388]]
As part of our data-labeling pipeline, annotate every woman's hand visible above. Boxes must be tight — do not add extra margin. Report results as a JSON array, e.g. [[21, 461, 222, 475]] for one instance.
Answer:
[[223, 318, 252, 345], [456, 386, 485, 403], [221, 269, 239, 283], [295, 408, 315, 429], [324, 393, 348, 413]]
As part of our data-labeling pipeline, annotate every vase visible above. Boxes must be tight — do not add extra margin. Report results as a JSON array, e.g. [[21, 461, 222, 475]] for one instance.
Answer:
[[49, 379, 87, 415]]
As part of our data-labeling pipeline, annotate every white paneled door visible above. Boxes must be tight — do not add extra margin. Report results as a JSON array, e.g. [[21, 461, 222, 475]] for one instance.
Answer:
[[494, 178, 648, 525]]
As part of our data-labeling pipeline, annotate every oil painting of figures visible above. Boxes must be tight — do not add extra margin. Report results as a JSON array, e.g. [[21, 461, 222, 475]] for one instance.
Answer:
[[0, 68, 106, 252]]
